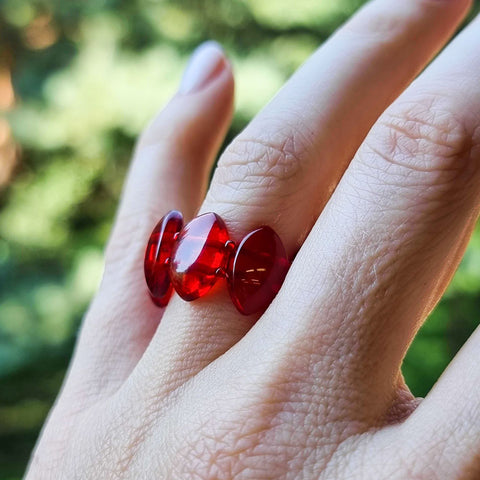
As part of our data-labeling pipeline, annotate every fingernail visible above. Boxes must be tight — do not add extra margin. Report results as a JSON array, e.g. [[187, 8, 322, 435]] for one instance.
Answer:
[[179, 41, 227, 95]]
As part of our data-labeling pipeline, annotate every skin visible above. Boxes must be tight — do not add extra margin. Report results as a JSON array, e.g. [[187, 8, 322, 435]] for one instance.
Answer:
[[25, 0, 480, 478]]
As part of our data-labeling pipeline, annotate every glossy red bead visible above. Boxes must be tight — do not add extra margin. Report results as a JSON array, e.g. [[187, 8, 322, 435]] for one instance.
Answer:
[[144, 210, 184, 307], [227, 226, 289, 316], [170, 212, 229, 301]]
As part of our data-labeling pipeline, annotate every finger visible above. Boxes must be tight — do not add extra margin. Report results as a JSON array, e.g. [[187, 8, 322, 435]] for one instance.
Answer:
[[248, 11, 480, 424], [400, 329, 480, 479], [64, 42, 234, 403], [135, 0, 471, 396]]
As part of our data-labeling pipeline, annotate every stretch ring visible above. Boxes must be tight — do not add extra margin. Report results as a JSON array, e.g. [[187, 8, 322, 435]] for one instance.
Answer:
[[144, 210, 290, 315]]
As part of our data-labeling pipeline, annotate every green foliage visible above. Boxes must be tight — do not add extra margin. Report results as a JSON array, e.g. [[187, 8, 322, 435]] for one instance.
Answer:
[[1, 1, 480, 477]]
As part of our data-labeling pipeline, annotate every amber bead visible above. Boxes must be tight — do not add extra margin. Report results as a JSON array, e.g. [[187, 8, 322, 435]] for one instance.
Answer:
[[227, 226, 289, 315], [170, 213, 230, 301], [144, 210, 184, 306]]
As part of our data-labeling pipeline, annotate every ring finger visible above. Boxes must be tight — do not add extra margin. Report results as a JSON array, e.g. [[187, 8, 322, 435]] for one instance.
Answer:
[[248, 7, 480, 426]]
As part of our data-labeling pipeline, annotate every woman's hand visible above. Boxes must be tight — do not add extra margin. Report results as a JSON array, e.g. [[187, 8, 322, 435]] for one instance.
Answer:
[[26, 0, 480, 478]]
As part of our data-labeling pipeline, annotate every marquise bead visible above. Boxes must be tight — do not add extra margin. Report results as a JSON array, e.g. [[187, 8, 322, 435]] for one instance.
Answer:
[[170, 212, 230, 301], [227, 226, 289, 316], [144, 210, 184, 306]]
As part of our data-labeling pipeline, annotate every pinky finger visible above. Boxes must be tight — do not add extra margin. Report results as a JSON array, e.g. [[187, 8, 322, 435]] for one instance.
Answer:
[[402, 326, 480, 479]]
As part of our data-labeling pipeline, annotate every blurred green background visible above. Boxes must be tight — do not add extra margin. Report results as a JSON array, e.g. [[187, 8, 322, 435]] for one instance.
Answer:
[[1, 0, 480, 478]]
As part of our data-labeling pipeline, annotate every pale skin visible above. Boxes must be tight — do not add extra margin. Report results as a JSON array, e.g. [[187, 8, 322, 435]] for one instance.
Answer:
[[25, 0, 480, 478]]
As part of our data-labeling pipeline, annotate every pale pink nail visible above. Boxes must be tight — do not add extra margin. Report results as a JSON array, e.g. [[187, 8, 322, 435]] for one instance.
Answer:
[[179, 41, 227, 95]]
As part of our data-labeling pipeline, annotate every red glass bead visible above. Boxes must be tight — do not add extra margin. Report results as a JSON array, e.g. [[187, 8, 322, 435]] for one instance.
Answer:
[[170, 212, 230, 301], [227, 226, 289, 316], [144, 210, 184, 307]]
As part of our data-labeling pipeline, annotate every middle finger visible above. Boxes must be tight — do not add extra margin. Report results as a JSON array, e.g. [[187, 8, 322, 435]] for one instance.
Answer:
[[137, 0, 471, 394]]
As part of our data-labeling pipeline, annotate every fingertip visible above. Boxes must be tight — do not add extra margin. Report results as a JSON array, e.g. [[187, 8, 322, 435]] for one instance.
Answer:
[[139, 41, 234, 152], [179, 40, 232, 96]]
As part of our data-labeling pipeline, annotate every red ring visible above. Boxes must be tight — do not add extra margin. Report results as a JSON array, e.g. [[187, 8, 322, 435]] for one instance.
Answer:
[[144, 210, 290, 315]]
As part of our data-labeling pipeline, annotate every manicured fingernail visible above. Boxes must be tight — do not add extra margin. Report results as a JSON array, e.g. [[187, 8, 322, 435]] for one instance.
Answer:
[[179, 41, 227, 95]]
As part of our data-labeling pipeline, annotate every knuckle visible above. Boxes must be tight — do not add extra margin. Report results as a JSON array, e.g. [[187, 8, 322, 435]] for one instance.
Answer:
[[213, 124, 310, 199], [204, 122, 312, 223], [363, 93, 480, 189]]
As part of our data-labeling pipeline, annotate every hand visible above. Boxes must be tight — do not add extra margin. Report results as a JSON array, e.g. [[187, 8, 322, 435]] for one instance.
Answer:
[[26, 0, 480, 478]]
